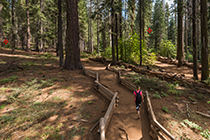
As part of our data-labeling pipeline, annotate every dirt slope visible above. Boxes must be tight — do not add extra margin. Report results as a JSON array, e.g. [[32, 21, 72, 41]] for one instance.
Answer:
[[82, 59, 152, 140]]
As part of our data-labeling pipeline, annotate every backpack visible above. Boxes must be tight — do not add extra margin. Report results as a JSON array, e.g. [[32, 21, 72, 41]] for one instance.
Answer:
[[135, 90, 142, 104]]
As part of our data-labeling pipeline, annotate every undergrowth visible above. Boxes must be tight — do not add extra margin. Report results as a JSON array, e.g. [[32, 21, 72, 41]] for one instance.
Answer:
[[182, 119, 210, 139], [0, 76, 18, 85]]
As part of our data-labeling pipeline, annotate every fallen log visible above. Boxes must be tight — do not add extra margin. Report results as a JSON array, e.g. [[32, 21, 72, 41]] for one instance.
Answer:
[[89, 57, 111, 64], [157, 56, 202, 70], [196, 111, 210, 118]]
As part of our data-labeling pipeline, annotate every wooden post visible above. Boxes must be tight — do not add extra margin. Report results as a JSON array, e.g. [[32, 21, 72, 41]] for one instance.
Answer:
[[100, 118, 105, 140], [96, 72, 99, 82]]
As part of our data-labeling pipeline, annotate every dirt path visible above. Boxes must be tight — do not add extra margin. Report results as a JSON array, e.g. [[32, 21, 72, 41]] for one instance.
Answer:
[[82, 59, 151, 140]]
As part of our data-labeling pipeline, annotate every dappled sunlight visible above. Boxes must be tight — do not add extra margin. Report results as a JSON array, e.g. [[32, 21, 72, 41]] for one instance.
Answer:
[[0, 53, 37, 59]]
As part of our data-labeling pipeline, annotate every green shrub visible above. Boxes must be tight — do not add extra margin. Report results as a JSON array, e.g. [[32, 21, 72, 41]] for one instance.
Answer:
[[0, 76, 18, 84], [167, 83, 182, 96], [161, 92, 168, 97], [200, 129, 210, 139], [102, 47, 112, 59], [203, 77, 210, 85], [162, 106, 169, 113], [153, 92, 161, 99], [159, 40, 176, 58], [183, 119, 202, 131], [186, 52, 193, 62], [119, 33, 156, 65]]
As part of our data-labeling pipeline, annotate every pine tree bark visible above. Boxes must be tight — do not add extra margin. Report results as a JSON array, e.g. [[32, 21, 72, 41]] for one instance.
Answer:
[[196, 0, 200, 60], [11, 0, 15, 53], [111, 0, 116, 65], [58, 0, 63, 67], [26, 0, 31, 51], [119, 0, 123, 60], [109, 11, 112, 49], [177, 0, 185, 66], [184, 7, 188, 54], [64, 0, 82, 70], [88, 0, 93, 53], [96, 0, 100, 55], [40, 0, 43, 51], [192, 0, 198, 80], [139, 0, 142, 66], [0, 5, 2, 46], [102, 22, 106, 51], [200, 0, 209, 80], [130, 0, 135, 34], [115, 13, 119, 61], [142, 0, 145, 41]]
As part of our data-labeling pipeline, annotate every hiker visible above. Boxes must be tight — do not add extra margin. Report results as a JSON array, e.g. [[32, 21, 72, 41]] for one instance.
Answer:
[[133, 86, 144, 119]]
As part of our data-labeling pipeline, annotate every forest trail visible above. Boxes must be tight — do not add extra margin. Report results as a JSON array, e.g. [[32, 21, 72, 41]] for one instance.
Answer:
[[82, 59, 152, 140]]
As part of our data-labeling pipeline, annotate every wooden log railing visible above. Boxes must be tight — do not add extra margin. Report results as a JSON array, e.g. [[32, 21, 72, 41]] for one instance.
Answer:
[[94, 80, 114, 100], [82, 68, 119, 140], [83, 69, 97, 79], [145, 92, 175, 140]]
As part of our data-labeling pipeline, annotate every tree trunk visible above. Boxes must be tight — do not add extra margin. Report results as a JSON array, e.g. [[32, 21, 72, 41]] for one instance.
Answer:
[[142, 0, 145, 41], [109, 11, 112, 49], [119, 0, 123, 60], [197, 0, 200, 60], [111, 0, 116, 65], [102, 22, 106, 51], [40, 0, 43, 52], [26, 0, 31, 51], [97, 17, 100, 54], [88, 0, 93, 53], [64, 0, 82, 70], [192, 0, 198, 80], [130, 0, 135, 34], [139, 0, 142, 66], [200, 0, 209, 80], [11, 0, 15, 53], [115, 13, 119, 61], [184, 7, 188, 54], [0, 4, 2, 39], [97, 0, 100, 55], [187, 0, 192, 50], [58, 0, 63, 67], [177, 0, 185, 66], [174, 0, 177, 46]]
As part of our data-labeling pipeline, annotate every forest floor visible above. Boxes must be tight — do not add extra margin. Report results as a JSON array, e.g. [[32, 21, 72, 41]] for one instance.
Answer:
[[0, 47, 209, 140], [0, 48, 109, 140]]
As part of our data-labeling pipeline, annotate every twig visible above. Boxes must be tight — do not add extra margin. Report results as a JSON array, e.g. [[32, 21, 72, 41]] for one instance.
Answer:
[[89, 120, 99, 132]]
